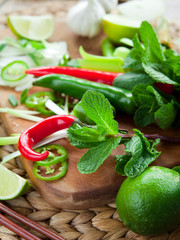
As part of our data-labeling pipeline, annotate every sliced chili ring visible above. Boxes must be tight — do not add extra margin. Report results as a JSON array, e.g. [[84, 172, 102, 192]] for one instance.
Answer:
[[32, 144, 68, 181], [34, 144, 68, 166], [1, 60, 28, 81], [25, 91, 55, 109]]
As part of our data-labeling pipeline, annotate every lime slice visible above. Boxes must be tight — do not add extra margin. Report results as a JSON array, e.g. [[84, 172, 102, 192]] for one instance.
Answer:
[[7, 15, 54, 41], [0, 164, 30, 200], [102, 14, 141, 43]]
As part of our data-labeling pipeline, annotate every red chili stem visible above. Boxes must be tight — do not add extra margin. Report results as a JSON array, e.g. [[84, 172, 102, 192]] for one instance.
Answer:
[[18, 115, 75, 161], [25, 66, 121, 85]]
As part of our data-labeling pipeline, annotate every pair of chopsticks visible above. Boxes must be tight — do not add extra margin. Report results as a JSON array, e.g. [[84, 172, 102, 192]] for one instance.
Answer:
[[0, 202, 66, 240]]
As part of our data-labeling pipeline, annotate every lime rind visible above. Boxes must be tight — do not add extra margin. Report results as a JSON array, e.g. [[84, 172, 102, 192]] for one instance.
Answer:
[[7, 15, 54, 41], [0, 164, 30, 200]]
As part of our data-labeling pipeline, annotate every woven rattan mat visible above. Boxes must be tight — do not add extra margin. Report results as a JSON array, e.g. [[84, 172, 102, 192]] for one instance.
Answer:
[[0, 1, 180, 239]]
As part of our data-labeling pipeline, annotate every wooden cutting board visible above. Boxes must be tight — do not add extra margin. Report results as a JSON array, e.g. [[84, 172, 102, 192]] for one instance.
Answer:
[[0, 19, 180, 210]]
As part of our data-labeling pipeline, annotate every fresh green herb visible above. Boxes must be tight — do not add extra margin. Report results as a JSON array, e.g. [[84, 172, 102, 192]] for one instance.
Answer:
[[8, 94, 18, 107], [20, 88, 28, 104], [114, 21, 180, 129], [115, 129, 161, 178], [68, 90, 161, 177]]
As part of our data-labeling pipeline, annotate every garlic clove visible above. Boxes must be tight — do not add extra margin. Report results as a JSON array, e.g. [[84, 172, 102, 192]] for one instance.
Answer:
[[67, 0, 106, 38]]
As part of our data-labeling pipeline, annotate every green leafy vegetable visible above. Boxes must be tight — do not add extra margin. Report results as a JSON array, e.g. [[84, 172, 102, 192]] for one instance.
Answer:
[[68, 90, 161, 176], [77, 136, 121, 174], [115, 129, 161, 178], [119, 20, 180, 129], [81, 90, 118, 135]]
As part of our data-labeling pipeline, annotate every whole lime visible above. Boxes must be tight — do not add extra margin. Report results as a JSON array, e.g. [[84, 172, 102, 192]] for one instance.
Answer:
[[116, 166, 180, 236]]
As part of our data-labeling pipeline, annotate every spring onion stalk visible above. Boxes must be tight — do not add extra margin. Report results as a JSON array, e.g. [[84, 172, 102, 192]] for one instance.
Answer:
[[0, 135, 20, 145], [0, 108, 44, 122], [0, 108, 40, 115], [45, 99, 68, 115], [64, 96, 69, 114]]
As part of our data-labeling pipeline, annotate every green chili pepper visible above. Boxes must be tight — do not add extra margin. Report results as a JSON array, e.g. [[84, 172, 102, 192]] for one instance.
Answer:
[[33, 74, 136, 115], [33, 144, 68, 181]]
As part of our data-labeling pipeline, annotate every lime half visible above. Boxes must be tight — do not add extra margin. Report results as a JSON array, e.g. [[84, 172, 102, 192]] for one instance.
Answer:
[[7, 15, 54, 41], [102, 14, 141, 43], [0, 164, 30, 200]]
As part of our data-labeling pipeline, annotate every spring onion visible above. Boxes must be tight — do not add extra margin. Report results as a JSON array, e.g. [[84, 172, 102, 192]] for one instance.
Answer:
[[8, 94, 18, 107]]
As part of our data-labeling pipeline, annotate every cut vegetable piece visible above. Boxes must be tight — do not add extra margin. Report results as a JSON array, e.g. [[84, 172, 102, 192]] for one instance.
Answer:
[[7, 15, 54, 41], [1, 60, 28, 82], [102, 14, 140, 43], [0, 164, 30, 200], [8, 94, 18, 107]]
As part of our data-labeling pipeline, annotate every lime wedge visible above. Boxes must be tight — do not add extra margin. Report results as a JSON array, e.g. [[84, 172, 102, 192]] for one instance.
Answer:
[[0, 164, 30, 200], [7, 15, 54, 41], [102, 14, 141, 43]]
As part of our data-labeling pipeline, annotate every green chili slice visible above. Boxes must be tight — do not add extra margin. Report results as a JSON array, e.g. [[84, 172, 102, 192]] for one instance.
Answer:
[[25, 91, 55, 108], [33, 144, 68, 181], [1, 60, 28, 81]]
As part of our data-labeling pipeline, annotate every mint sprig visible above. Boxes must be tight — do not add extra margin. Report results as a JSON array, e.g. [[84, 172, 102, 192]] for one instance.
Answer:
[[81, 90, 118, 135], [115, 129, 161, 178], [68, 90, 161, 176], [77, 136, 121, 174]]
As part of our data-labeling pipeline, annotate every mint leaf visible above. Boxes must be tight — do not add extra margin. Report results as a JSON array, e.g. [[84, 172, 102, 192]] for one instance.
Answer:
[[68, 123, 106, 149], [139, 21, 165, 62], [155, 102, 177, 129], [77, 136, 121, 174], [81, 90, 118, 135], [113, 72, 153, 91], [115, 154, 131, 176], [134, 107, 155, 127], [115, 129, 161, 178], [142, 63, 179, 85]]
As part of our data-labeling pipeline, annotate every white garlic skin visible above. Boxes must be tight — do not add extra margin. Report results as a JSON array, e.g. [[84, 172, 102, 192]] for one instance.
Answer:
[[67, 0, 105, 38], [97, 0, 118, 13]]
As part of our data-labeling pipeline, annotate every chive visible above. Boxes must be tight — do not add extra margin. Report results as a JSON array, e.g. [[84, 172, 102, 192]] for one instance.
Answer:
[[20, 88, 28, 104], [8, 94, 18, 107]]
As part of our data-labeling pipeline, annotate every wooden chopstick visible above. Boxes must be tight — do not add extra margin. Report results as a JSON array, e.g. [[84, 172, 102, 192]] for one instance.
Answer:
[[0, 213, 41, 240], [0, 202, 66, 240]]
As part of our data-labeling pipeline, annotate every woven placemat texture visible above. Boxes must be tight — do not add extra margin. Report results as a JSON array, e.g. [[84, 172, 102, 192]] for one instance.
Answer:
[[0, 1, 180, 239]]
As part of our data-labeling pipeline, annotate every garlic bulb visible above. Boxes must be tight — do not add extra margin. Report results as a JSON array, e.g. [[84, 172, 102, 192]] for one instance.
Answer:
[[97, 0, 118, 13], [67, 0, 106, 38]]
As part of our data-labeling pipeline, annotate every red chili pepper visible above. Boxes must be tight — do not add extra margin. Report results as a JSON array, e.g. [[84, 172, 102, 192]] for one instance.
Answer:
[[18, 115, 75, 162], [154, 82, 174, 95], [25, 66, 121, 85]]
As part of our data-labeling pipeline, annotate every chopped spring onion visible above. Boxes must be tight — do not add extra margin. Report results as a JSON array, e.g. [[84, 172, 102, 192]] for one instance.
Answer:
[[1, 60, 28, 82], [8, 94, 18, 107]]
